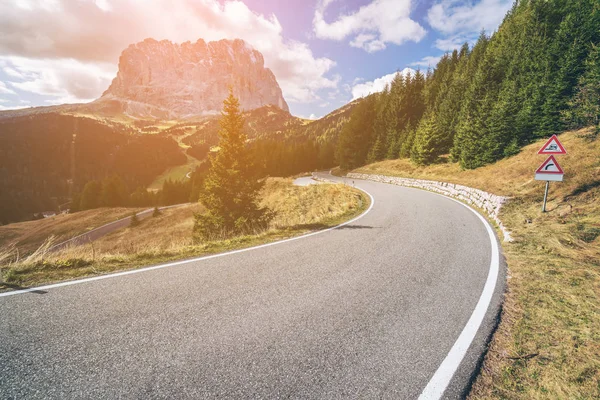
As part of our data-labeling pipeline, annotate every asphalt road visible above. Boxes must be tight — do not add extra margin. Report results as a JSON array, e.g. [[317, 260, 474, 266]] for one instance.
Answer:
[[0, 173, 504, 399]]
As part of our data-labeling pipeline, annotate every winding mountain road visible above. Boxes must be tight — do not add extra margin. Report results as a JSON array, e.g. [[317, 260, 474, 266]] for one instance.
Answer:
[[0, 172, 504, 399]]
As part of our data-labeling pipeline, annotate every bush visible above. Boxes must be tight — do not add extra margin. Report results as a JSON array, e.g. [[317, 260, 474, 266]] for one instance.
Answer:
[[130, 212, 140, 227]]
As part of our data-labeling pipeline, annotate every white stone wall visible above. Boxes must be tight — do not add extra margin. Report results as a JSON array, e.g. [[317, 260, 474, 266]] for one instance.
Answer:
[[347, 173, 513, 242]]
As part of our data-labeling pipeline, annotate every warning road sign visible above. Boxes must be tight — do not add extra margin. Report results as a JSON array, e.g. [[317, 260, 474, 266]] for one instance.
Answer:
[[535, 155, 564, 182], [538, 134, 567, 155]]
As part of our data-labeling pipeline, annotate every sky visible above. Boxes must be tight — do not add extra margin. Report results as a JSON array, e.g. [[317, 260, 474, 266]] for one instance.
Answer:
[[0, 0, 514, 119]]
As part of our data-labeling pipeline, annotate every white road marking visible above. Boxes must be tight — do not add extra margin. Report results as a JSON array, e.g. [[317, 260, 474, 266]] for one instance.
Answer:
[[418, 193, 500, 399], [0, 189, 375, 298]]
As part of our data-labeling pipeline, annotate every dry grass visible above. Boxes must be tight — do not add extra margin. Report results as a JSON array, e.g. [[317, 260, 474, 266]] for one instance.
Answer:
[[357, 127, 600, 399], [262, 178, 365, 229], [0, 207, 144, 256], [0, 179, 368, 290]]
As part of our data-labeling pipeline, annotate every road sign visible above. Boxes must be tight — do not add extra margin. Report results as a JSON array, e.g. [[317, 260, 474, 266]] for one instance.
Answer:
[[535, 155, 564, 182], [538, 134, 567, 155]]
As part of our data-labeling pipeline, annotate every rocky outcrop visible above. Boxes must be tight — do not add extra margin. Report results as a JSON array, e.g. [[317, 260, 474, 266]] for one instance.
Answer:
[[347, 173, 513, 242], [97, 38, 289, 118]]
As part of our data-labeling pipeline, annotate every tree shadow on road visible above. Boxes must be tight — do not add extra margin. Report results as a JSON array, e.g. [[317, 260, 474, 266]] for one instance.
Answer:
[[285, 223, 376, 232], [336, 224, 375, 230], [0, 282, 48, 295]]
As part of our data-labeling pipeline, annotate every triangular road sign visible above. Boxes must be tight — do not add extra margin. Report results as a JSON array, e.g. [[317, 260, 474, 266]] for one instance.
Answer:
[[535, 155, 564, 181], [538, 134, 567, 155]]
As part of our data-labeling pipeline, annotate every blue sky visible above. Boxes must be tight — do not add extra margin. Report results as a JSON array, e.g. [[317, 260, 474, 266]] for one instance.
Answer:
[[0, 0, 513, 119]]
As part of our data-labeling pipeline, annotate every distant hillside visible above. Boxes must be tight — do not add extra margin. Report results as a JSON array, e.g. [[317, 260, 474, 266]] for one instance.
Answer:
[[0, 113, 185, 224], [175, 100, 358, 149], [0, 96, 360, 224]]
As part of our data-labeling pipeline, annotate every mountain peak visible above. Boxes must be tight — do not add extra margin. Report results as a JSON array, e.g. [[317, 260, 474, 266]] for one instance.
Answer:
[[98, 38, 289, 118]]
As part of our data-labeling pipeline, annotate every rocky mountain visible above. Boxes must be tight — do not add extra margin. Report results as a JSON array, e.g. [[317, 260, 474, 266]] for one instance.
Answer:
[[94, 38, 288, 118]]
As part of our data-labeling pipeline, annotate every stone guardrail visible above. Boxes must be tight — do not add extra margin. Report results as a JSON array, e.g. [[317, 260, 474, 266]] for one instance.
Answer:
[[346, 173, 513, 242]]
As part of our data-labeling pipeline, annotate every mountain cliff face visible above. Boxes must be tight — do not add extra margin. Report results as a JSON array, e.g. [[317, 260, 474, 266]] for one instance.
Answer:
[[97, 38, 289, 118]]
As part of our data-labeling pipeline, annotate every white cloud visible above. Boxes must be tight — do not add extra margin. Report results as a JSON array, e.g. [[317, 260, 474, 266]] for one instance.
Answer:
[[299, 113, 319, 120], [0, 0, 337, 105], [0, 81, 16, 95], [410, 55, 442, 68], [4, 56, 116, 104], [0, 104, 30, 110], [434, 35, 472, 51], [427, 0, 512, 50], [350, 34, 386, 53], [314, 0, 426, 52], [3, 66, 25, 79], [351, 68, 415, 100], [94, 0, 112, 12]]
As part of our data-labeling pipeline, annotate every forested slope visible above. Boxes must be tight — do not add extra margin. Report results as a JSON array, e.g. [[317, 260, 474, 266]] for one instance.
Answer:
[[336, 0, 600, 170], [0, 114, 185, 224]]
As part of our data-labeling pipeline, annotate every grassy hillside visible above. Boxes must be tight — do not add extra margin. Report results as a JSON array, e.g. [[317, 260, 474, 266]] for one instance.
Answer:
[[0, 179, 368, 290], [0, 207, 144, 256], [356, 128, 600, 398]]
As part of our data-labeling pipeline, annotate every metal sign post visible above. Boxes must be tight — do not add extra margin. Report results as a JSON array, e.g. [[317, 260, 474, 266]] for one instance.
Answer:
[[542, 181, 550, 212]]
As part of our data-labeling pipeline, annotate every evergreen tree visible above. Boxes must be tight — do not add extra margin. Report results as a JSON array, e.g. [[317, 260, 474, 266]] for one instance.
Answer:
[[367, 133, 386, 164], [334, 1, 597, 170], [80, 180, 102, 210], [194, 90, 270, 239], [70, 191, 81, 213], [130, 211, 140, 227], [399, 123, 416, 159], [130, 187, 155, 207], [335, 95, 377, 170], [564, 43, 600, 131], [101, 175, 128, 207], [411, 113, 439, 165], [486, 79, 520, 159]]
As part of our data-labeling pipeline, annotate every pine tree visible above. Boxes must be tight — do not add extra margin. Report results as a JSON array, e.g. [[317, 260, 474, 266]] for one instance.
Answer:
[[80, 180, 102, 210], [194, 90, 270, 239], [539, 0, 596, 136], [564, 43, 600, 131], [486, 79, 520, 159], [399, 123, 416, 159], [367, 133, 386, 163], [411, 113, 439, 165], [101, 175, 128, 207], [130, 211, 140, 227], [70, 191, 81, 213], [335, 95, 377, 170]]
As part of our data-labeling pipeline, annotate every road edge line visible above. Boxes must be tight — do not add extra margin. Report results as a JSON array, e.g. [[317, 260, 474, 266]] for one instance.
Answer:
[[418, 193, 500, 399]]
